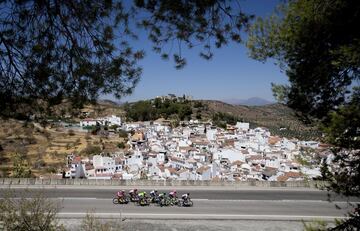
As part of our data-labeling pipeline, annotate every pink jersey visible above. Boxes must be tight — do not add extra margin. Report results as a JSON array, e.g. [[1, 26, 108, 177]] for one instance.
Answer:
[[169, 191, 177, 197], [117, 191, 124, 197]]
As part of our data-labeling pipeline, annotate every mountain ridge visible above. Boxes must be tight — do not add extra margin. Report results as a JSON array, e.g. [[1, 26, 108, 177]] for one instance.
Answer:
[[221, 97, 274, 106]]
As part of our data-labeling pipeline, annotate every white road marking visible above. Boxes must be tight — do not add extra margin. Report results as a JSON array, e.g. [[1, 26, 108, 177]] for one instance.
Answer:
[[56, 212, 346, 221], [60, 197, 97, 200]]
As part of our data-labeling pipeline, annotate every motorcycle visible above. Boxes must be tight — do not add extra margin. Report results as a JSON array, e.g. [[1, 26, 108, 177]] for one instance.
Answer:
[[112, 197, 129, 204]]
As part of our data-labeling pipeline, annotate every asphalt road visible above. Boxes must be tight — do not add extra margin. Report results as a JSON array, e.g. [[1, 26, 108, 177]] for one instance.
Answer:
[[0, 186, 353, 201], [0, 186, 357, 221], [55, 198, 350, 221]]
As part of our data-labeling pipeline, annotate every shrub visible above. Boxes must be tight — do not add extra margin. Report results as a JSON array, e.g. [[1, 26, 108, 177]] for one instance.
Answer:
[[68, 129, 75, 136], [85, 133, 92, 140], [82, 145, 101, 155], [34, 159, 46, 169], [118, 129, 128, 138], [80, 212, 118, 231], [0, 189, 65, 231], [117, 142, 125, 149]]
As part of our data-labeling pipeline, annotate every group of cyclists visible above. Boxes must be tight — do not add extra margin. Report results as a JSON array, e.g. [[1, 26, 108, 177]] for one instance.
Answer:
[[114, 189, 193, 207]]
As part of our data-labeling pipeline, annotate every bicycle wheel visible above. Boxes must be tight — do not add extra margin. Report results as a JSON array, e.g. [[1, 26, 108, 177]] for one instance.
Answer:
[[112, 198, 119, 204]]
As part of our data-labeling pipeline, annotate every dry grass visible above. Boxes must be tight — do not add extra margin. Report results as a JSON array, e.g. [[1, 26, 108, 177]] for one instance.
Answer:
[[0, 119, 125, 177]]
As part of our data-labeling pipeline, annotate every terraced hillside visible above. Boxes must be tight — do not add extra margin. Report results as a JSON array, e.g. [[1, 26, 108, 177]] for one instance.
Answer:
[[202, 100, 320, 140], [0, 99, 320, 177]]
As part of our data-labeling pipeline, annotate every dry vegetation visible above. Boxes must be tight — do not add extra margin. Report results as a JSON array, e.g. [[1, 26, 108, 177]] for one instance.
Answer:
[[202, 100, 320, 140], [0, 118, 126, 177]]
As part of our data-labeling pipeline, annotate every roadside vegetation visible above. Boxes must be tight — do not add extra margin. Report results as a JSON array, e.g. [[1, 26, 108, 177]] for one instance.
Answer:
[[0, 189, 122, 231]]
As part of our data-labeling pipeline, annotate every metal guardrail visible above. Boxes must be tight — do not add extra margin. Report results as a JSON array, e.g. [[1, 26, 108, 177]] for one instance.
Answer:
[[0, 178, 327, 188]]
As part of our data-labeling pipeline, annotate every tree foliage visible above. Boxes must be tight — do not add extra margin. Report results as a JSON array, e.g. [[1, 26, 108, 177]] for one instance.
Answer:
[[247, 0, 360, 229], [212, 112, 242, 128], [125, 98, 193, 121], [0, 189, 64, 231], [135, 0, 253, 68], [0, 0, 143, 117], [12, 153, 32, 178], [247, 0, 360, 119], [0, 0, 252, 118]]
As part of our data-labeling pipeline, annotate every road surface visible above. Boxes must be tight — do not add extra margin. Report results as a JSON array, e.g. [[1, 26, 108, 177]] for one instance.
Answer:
[[0, 185, 356, 221]]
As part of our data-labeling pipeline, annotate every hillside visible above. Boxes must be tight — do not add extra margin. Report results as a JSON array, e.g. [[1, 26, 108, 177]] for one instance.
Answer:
[[0, 100, 127, 178], [0, 99, 320, 177], [201, 100, 320, 140], [123, 98, 320, 140]]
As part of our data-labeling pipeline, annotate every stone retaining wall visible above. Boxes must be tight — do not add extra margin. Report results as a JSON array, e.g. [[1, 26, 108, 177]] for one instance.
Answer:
[[0, 178, 326, 188]]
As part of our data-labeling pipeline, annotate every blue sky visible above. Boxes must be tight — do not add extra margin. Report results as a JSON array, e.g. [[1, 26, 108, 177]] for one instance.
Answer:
[[106, 0, 287, 103]]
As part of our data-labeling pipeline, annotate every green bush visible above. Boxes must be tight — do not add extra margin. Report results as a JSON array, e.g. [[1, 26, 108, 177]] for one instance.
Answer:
[[117, 142, 125, 149]]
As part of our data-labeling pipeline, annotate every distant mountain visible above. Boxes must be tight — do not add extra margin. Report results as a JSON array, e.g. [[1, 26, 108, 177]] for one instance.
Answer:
[[97, 99, 119, 106], [222, 97, 274, 106]]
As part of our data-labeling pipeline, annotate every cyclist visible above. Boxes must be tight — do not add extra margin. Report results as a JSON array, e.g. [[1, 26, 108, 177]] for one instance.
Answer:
[[138, 191, 148, 205], [138, 191, 147, 199], [129, 188, 138, 198], [150, 189, 159, 203], [116, 190, 126, 201], [181, 193, 190, 202], [158, 192, 167, 206], [150, 189, 158, 198], [158, 192, 166, 199], [169, 190, 177, 198]]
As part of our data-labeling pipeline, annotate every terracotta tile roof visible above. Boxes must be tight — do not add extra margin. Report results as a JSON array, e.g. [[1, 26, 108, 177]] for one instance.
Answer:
[[231, 160, 245, 166], [277, 172, 302, 182], [211, 175, 221, 182], [246, 155, 263, 161], [157, 165, 165, 172], [166, 167, 177, 174], [71, 156, 82, 164], [187, 158, 197, 163], [268, 136, 281, 145], [196, 166, 210, 174], [114, 157, 124, 165], [169, 156, 185, 164], [176, 168, 188, 175], [85, 164, 94, 170]]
